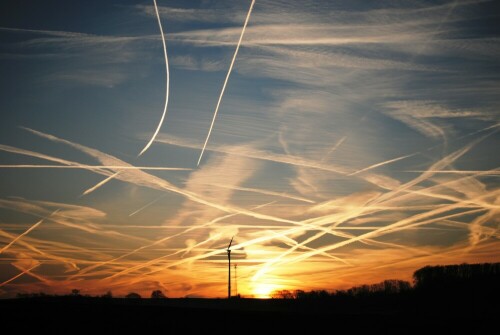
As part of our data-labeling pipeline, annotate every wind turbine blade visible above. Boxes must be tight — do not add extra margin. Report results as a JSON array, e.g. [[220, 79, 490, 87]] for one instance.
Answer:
[[227, 236, 234, 249]]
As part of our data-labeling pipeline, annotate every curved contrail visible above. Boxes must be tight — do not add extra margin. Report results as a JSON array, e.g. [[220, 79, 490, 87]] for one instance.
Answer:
[[197, 0, 256, 166], [138, 0, 170, 157]]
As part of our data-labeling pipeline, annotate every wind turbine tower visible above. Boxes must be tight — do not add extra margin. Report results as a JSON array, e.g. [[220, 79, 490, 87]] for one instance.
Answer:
[[234, 263, 238, 297], [227, 236, 234, 299]]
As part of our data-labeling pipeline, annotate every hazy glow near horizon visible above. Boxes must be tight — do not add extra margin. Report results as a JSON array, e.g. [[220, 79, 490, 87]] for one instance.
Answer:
[[0, 0, 499, 299]]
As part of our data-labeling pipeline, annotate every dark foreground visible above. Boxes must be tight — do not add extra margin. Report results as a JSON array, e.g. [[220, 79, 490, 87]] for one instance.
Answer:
[[1, 295, 497, 334]]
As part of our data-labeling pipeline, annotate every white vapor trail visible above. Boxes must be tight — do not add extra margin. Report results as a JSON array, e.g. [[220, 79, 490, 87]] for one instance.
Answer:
[[0, 263, 41, 288], [0, 219, 43, 254], [138, 0, 170, 157], [0, 165, 191, 171], [406, 170, 500, 175], [81, 172, 120, 196], [348, 153, 418, 176], [321, 136, 347, 162], [129, 194, 168, 216], [196, 0, 256, 166]]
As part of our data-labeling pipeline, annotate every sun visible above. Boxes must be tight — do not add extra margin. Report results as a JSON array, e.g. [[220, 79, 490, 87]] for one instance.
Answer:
[[252, 283, 280, 299]]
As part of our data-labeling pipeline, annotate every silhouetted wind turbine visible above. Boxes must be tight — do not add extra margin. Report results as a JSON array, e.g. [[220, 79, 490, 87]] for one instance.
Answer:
[[227, 236, 234, 299], [234, 263, 238, 297]]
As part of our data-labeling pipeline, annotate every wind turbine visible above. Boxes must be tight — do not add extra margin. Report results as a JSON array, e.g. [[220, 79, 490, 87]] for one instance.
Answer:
[[227, 236, 234, 299], [234, 263, 238, 297]]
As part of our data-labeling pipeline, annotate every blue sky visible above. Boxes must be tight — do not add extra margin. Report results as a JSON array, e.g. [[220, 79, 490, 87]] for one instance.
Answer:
[[0, 0, 499, 298]]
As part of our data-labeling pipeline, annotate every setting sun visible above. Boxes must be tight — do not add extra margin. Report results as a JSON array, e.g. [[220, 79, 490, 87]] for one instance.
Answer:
[[252, 283, 281, 299]]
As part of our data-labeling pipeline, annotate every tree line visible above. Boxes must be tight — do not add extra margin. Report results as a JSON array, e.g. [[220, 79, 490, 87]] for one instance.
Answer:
[[17, 289, 167, 299], [272, 262, 499, 299]]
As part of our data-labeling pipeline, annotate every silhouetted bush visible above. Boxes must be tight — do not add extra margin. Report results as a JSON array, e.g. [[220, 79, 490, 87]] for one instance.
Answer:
[[125, 292, 142, 299], [151, 290, 167, 299]]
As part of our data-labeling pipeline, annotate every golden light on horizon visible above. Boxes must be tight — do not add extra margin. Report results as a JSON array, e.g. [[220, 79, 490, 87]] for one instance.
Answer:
[[252, 283, 278, 299]]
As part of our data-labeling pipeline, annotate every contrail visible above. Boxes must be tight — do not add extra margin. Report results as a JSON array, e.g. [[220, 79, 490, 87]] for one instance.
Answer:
[[273, 198, 492, 271], [198, 182, 315, 203], [12, 262, 51, 284], [321, 136, 347, 162], [248, 150, 498, 280], [348, 153, 417, 176], [0, 219, 43, 254], [0, 227, 79, 270], [110, 215, 358, 280], [99, 224, 452, 231], [129, 194, 168, 217], [0, 165, 191, 171], [81, 172, 120, 196], [22, 128, 313, 227], [196, 0, 256, 166], [405, 170, 500, 175], [0, 263, 41, 288], [72, 201, 275, 280], [138, 0, 170, 157], [160, 136, 348, 174], [26, 123, 488, 286]]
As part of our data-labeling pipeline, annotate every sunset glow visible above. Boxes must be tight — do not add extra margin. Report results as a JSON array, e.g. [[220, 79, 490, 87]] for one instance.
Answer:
[[252, 282, 280, 299], [0, 0, 499, 299]]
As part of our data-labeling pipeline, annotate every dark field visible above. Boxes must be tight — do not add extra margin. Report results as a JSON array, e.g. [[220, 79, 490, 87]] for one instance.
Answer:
[[1, 295, 496, 334]]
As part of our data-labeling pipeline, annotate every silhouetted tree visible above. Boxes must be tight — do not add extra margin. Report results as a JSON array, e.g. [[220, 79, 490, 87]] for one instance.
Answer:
[[413, 263, 500, 291], [271, 290, 294, 299], [294, 290, 307, 299], [382, 280, 411, 294], [125, 292, 142, 299], [71, 289, 81, 297], [412, 263, 500, 315], [151, 290, 166, 299], [273, 280, 411, 300]]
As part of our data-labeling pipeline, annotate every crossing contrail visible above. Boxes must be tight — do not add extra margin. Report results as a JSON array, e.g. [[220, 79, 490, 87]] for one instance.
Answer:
[[0, 263, 41, 288], [138, 0, 170, 157], [196, 0, 256, 166], [0, 219, 43, 254], [81, 172, 121, 196], [348, 153, 417, 176]]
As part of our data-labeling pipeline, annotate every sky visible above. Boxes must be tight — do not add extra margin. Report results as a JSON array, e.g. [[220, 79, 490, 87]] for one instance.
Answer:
[[0, 0, 499, 299]]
